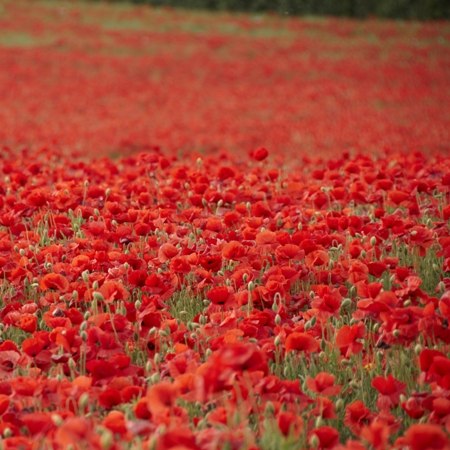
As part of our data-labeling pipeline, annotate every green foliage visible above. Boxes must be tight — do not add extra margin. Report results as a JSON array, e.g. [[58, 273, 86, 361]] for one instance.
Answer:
[[117, 0, 449, 20]]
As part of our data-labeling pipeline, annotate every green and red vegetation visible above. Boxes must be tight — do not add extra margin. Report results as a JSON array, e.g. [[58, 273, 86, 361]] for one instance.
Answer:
[[0, 1, 449, 449]]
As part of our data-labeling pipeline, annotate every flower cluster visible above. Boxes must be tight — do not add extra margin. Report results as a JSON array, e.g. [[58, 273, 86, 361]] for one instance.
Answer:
[[0, 147, 448, 449]]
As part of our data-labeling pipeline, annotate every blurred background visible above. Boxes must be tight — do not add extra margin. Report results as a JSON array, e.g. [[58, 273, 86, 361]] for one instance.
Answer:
[[0, 0, 449, 158]]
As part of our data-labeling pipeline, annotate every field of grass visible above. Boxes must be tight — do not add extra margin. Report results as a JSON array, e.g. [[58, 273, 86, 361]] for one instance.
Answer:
[[0, 1, 449, 449]]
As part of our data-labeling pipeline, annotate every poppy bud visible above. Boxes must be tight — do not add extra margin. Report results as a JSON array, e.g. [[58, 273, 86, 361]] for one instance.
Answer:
[[275, 314, 282, 326], [315, 416, 323, 427], [93, 291, 103, 302], [248, 281, 255, 291], [309, 434, 319, 448], [82, 270, 90, 283], [145, 361, 153, 373], [340, 298, 352, 311], [80, 331, 88, 342], [393, 329, 400, 338], [335, 398, 344, 411], [3, 428, 12, 438], [51, 414, 63, 426], [370, 236, 377, 246], [100, 429, 113, 450], [135, 300, 142, 310], [403, 299, 411, 307], [150, 373, 160, 384], [78, 392, 90, 411], [264, 401, 275, 416], [274, 335, 281, 346]]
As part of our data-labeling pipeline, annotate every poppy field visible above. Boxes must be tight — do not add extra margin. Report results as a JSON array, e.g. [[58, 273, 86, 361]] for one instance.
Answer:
[[0, 1, 450, 449]]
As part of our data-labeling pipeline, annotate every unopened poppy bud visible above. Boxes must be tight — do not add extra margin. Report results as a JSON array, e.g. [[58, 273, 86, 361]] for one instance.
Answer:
[[403, 299, 411, 307], [154, 353, 161, 365], [100, 429, 113, 450], [80, 331, 88, 342], [370, 236, 377, 246], [319, 351, 326, 359], [68, 358, 77, 371], [399, 394, 407, 404], [246, 202, 251, 212], [341, 298, 352, 310], [72, 290, 79, 300], [349, 318, 358, 325], [283, 366, 290, 378], [3, 427, 12, 438], [145, 361, 153, 373], [84, 311, 90, 320], [414, 343, 423, 355], [305, 321, 312, 331], [372, 322, 380, 333], [92, 280, 99, 290], [248, 281, 255, 291], [335, 398, 344, 411], [19, 248, 26, 256], [393, 329, 400, 338], [390, 274, 396, 284], [150, 373, 160, 384], [217, 199, 223, 208], [275, 314, 282, 326], [135, 300, 142, 310], [320, 339, 326, 351], [264, 401, 275, 416], [309, 434, 319, 448], [92, 291, 103, 302], [360, 250, 366, 258], [51, 414, 63, 426], [315, 416, 323, 427], [78, 392, 89, 411], [80, 321, 87, 331], [274, 335, 281, 346], [81, 270, 90, 283], [205, 348, 212, 358]]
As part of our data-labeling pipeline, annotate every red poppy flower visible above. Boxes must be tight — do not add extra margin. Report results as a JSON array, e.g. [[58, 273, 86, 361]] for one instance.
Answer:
[[98, 280, 129, 302], [103, 410, 127, 436], [146, 381, 179, 419], [344, 400, 373, 435], [39, 273, 69, 291], [396, 424, 449, 450], [335, 323, 365, 357], [285, 332, 320, 353], [371, 374, 406, 410], [251, 147, 269, 161], [277, 411, 303, 437], [311, 426, 340, 449], [306, 372, 341, 396], [207, 286, 230, 305]]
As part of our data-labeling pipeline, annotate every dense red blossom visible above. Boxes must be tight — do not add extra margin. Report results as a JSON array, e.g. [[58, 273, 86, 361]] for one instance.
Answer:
[[0, 2, 448, 449]]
